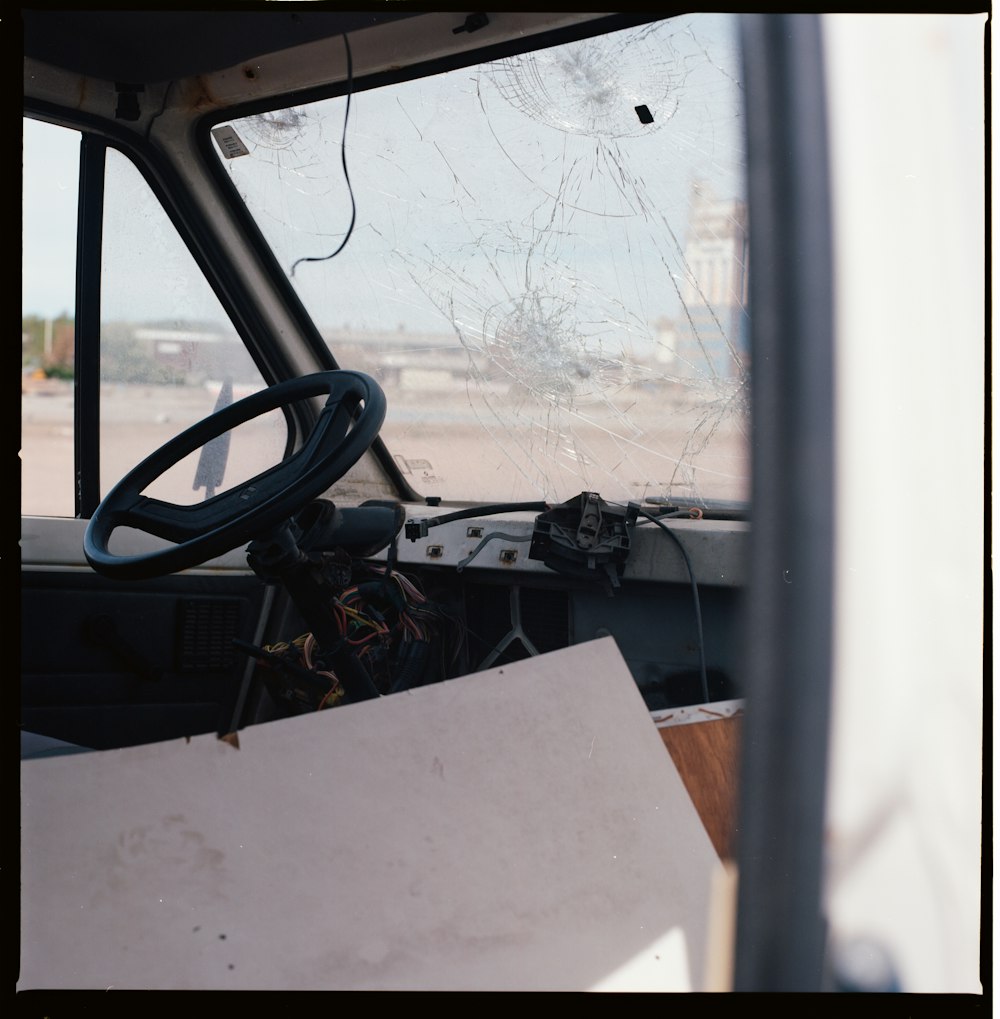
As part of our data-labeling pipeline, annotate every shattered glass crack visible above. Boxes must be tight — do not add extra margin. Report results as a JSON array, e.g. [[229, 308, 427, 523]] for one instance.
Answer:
[[219, 14, 749, 507]]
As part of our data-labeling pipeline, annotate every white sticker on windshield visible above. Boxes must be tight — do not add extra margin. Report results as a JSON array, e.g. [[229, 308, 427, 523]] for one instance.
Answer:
[[211, 125, 250, 159]]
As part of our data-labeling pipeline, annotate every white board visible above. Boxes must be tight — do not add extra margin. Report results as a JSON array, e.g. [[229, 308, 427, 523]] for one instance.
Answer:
[[20, 636, 719, 991]]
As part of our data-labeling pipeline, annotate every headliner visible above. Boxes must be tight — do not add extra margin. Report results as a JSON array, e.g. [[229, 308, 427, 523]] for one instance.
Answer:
[[21, 9, 422, 84]]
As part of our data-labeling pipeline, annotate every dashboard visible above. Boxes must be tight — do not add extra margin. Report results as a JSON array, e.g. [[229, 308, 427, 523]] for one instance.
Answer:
[[21, 499, 748, 752]]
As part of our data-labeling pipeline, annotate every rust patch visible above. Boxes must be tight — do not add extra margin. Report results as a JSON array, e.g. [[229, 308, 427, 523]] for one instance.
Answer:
[[184, 74, 222, 113]]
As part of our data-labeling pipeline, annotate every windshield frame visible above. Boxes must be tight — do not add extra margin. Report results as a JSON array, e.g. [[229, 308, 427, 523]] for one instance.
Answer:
[[194, 11, 749, 511]]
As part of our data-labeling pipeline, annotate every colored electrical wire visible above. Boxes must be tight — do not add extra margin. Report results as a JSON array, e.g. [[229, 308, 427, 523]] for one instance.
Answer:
[[258, 558, 465, 705]]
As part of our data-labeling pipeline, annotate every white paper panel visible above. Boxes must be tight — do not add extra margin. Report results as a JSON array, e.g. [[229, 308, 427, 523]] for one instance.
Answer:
[[20, 636, 718, 991]]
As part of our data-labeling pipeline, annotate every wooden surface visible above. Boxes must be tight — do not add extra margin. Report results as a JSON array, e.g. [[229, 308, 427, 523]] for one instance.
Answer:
[[659, 715, 742, 860]]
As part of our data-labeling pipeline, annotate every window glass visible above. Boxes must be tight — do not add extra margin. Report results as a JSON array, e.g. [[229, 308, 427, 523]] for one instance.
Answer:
[[21, 118, 285, 518], [214, 13, 749, 507], [21, 119, 79, 516], [99, 150, 282, 509]]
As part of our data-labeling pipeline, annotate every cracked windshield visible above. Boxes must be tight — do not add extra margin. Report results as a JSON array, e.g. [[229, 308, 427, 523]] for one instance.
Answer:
[[216, 13, 748, 507]]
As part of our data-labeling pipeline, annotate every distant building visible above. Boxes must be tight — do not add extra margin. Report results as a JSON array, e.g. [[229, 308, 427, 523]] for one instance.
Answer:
[[322, 326, 468, 391], [673, 181, 749, 380], [652, 316, 678, 367], [137, 325, 260, 383]]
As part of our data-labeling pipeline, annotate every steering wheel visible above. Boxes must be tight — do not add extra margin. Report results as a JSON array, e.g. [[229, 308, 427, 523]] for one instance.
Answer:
[[84, 371, 386, 581]]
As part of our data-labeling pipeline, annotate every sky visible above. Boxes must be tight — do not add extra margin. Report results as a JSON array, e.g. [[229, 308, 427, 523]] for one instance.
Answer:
[[22, 117, 81, 319], [22, 12, 745, 343], [226, 12, 746, 346]]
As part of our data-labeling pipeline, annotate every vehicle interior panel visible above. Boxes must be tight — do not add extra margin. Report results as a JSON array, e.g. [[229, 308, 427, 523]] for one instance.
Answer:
[[20, 6, 984, 996], [21, 571, 270, 750]]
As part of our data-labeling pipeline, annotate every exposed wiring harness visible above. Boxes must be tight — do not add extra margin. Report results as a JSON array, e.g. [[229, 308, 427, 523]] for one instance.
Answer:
[[245, 558, 465, 711], [245, 498, 711, 711]]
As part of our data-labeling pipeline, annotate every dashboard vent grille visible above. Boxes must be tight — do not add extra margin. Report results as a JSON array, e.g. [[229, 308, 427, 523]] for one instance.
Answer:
[[177, 598, 242, 672]]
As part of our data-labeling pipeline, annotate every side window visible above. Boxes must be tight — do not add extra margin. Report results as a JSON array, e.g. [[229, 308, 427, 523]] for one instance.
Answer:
[[22, 118, 284, 518], [99, 150, 283, 508], [21, 120, 79, 516]]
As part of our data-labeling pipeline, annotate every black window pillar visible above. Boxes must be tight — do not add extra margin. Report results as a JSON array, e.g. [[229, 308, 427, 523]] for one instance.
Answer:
[[74, 134, 106, 518], [733, 13, 836, 992]]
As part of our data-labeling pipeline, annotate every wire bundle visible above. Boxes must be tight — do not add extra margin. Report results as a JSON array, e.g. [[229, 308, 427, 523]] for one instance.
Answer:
[[261, 562, 464, 709]]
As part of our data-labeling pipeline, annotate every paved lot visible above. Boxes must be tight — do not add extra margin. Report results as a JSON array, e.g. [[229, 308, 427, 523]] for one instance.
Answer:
[[22, 379, 749, 516]]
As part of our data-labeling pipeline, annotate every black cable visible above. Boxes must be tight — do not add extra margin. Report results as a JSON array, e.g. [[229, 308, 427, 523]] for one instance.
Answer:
[[637, 507, 710, 704], [380, 533, 399, 593], [456, 531, 531, 572], [421, 502, 549, 529], [290, 33, 355, 277]]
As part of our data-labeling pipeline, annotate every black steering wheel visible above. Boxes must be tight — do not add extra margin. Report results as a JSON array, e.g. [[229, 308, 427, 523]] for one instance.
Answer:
[[84, 371, 386, 581]]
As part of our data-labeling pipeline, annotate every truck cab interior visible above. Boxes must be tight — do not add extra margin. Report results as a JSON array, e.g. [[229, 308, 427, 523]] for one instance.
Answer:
[[20, 9, 985, 998]]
